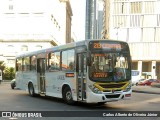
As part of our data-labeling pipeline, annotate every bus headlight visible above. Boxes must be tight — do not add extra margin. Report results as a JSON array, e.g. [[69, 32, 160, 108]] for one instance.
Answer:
[[124, 83, 131, 92], [88, 85, 102, 94]]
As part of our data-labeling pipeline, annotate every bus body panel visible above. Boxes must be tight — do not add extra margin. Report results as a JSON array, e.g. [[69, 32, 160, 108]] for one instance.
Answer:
[[15, 39, 132, 104], [44, 71, 77, 99], [16, 71, 37, 91]]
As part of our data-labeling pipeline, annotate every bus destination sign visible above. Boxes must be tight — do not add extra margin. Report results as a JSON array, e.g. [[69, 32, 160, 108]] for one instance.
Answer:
[[93, 72, 108, 78], [90, 41, 125, 51]]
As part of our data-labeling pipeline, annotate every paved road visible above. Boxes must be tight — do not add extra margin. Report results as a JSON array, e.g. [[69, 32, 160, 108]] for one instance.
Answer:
[[132, 85, 160, 94], [0, 83, 160, 120]]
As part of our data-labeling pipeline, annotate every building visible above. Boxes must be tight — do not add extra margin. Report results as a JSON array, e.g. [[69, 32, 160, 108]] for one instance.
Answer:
[[0, 0, 73, 67], [103, 0, 160, 79], [85, 0, 104, 39], [97, 0, 104, 39]]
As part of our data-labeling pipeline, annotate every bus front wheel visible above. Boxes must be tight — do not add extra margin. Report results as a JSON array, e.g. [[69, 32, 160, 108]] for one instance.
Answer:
[[63, 87, 75, 105], [28, 83, 36, 97]]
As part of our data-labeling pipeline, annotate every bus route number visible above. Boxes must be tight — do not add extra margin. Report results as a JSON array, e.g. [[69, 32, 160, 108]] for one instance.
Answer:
[[93, 43, 121, 50]]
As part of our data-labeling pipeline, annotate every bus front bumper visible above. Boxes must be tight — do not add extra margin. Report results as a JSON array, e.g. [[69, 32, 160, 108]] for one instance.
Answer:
[[86, 90, 132, 103]]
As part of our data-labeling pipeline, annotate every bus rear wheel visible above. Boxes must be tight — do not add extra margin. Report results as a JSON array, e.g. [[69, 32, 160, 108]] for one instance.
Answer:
[[63, 87, 75, 105], [28, 83, 36, 97]]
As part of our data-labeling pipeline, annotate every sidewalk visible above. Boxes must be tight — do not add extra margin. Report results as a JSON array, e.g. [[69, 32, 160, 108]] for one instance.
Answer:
[[132, 86, 160, 94]]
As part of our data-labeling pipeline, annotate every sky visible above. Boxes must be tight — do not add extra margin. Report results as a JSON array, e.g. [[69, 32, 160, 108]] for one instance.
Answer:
[[70, 0, 86, 41]]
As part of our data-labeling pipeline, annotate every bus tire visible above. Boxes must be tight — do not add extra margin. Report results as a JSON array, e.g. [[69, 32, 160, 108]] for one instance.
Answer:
[[11, 85, 15, 89], [63, 87, 75, 105], [28, 83, 36, 97]]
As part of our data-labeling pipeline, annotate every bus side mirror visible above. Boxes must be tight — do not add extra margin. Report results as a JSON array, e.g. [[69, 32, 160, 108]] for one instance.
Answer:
[[87, 52, 91, 66]]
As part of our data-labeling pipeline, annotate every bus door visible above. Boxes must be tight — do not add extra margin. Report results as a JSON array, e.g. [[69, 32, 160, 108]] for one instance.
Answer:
[[37, 58, 46, 94], [77, 53, 87, 101]]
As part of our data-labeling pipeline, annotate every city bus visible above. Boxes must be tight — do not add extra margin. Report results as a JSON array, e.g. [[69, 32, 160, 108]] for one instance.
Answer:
[[15, 39, 132, 105], [0, 69, 2, 84]]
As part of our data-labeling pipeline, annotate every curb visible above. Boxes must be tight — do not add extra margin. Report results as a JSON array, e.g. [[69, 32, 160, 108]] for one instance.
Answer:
[[132, 90, 160, 94], [0, 81, 11, 84], [132, 85, 160, 94]]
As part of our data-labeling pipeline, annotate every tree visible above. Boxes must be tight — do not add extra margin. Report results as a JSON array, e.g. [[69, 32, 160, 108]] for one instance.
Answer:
[[9, 67, 15, 80], [0, 61, 5, 71], [3, 67, 15, 80]]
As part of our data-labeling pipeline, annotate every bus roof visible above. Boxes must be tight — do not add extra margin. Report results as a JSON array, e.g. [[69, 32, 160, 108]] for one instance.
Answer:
[[16, 39, 128, 58]]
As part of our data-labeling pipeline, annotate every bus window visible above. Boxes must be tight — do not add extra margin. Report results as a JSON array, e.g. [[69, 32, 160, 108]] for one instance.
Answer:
[[16, 58, 22, 71], [68, 50, 75, 71], [31, 56, 36, 71], [23, 57, 30, 71], [89, 53, 130, 82], [49, 52, 60, 71], [62, 51, 68, 70], [62, 49, 75, 71]]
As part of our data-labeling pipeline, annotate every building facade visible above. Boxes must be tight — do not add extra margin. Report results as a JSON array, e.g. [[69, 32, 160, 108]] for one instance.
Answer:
[[103, 0, 160, 79], [0, 0, 72, 67]]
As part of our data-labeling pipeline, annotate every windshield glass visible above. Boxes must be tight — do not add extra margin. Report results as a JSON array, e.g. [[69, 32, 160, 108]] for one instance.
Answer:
[[89, 53, 131, 82]]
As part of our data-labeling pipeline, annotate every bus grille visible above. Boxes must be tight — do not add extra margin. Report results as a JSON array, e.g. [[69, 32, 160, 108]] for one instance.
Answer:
[[105, 94, 120, 99], [103, 89, 121, 92], [99, 83, 126, 88]]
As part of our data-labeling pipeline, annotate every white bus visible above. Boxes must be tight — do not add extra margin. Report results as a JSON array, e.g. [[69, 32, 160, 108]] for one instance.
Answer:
[[15, 39, 132, 105], [0, 69, 2, 84]]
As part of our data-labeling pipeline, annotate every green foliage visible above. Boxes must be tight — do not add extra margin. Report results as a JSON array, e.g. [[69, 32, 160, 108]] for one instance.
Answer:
[[0, 61, 5, 71], [0, 61, 15, 80], [3, 67, 15, 80]]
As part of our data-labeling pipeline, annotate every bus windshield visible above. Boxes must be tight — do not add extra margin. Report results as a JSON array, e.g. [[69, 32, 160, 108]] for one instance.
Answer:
[[89, 53, 131, 82]]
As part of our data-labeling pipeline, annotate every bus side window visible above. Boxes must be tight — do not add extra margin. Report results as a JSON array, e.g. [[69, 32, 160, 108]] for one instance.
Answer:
[[62, 49, 75, 71], [16, 58, 23, 71], [48, 52, 60, 71], [23, 57, 30, 71], [31, 56, 36, 71]]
